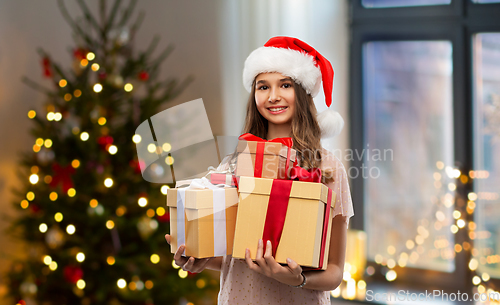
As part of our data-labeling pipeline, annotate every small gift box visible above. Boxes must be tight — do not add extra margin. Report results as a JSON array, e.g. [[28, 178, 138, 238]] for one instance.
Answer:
[[232, 169, 336, 269], [167, 178, 239, 258], [235, 133, 297, 180]]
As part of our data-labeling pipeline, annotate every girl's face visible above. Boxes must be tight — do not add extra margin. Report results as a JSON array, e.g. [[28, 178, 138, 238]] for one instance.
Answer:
[[254, 72, 296, 128]]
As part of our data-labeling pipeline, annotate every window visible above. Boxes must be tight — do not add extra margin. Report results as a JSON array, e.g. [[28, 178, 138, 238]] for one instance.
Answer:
[[362, 0, 451, 8], [473, 33, 500, 280], [349, 0, 500, 297], [363, 41, 455, 273]]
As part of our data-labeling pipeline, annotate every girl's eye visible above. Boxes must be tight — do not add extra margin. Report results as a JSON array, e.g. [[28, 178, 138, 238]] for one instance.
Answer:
[[258, 85, 268, 90], [282, 83, 292, 88]]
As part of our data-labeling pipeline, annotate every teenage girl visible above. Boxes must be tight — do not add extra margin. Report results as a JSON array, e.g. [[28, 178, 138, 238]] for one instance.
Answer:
[[166, 36, 354, 305]]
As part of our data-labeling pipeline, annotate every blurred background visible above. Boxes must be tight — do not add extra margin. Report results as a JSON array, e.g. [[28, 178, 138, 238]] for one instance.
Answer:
[[0, 0, 499, 304]]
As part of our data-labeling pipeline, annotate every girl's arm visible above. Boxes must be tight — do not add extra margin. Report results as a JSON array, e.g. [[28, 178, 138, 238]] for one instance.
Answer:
[[205, 257, 223, 271]]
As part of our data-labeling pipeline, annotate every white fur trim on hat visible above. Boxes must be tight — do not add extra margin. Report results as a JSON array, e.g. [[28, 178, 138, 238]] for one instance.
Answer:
[[317, 108, 344, 138], [243, 46, 322, 96]]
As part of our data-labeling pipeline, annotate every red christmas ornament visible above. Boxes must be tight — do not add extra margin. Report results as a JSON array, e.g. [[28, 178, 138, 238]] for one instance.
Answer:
[[73, 48, 87, 60], [30, 204, 41, 214], [42, 57, 52, 78], [97, 135, 114, 150], [138, 71, 149, 81], [63, 265, 83, 284], [17, 300, 26, 305], [129, 159, 142, 174], [98, 71, 107, 80], [50, 163, 75, 193], [157, 212, 170, 223]]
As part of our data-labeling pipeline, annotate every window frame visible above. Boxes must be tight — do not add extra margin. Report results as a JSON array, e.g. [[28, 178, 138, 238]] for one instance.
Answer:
[[349, 0, 500, 293]]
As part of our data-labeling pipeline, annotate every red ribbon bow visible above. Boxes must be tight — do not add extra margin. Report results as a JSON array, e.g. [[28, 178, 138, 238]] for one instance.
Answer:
[[289, 166, 322, 183], [238, 133, 293, 148], [238, 133, 294, 178]]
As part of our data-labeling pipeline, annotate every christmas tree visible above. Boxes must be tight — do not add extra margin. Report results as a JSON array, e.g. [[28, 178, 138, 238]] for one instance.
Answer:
[[6, 1, 218, 304]]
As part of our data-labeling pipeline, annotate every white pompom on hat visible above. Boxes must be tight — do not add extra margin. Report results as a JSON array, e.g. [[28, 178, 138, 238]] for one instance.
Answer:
[[243, 36, 344, 138]]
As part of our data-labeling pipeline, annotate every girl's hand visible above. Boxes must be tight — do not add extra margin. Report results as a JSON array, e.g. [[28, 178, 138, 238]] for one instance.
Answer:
[[244, 239, 303, 286], [165, 234, 212, 273]]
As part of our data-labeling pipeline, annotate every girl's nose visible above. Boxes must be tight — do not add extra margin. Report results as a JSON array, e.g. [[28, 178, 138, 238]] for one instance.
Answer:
[[268, 87, 281, 103]]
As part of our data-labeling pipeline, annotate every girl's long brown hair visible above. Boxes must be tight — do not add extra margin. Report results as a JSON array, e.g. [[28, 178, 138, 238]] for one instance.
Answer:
[[241, 79, 333, 182]]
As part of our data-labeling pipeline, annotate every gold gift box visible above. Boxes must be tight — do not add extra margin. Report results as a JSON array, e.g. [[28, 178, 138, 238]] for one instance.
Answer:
[[235, 140, 297, 179], [232, 176, 336, 269], [167, 186, 238, 258]]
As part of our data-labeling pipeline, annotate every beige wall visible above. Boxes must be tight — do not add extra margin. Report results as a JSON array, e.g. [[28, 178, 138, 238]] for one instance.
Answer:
[[0, 0, 349, 301]]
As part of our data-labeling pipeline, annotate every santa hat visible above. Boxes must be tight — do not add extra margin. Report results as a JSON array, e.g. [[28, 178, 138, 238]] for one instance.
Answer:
[[243, 36, 344, 138]]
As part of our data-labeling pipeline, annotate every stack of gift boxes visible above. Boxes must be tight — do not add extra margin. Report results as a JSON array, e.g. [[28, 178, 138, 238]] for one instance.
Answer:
[[167, 133, 336, 270]]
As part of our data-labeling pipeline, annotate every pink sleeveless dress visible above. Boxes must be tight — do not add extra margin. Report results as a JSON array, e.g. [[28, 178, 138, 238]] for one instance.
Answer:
[[216, 148, 354, 305]]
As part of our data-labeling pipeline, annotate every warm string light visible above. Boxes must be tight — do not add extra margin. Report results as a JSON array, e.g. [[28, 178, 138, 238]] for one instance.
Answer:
[[172, 260, 180, 269], [132, 134, 141, 143], [49, 192, 58, 201], [72, 159, 80, 168], [163, 143, 172, 152], [165, 156, 174, 165], [80, 59, 89, 67], [104, 178, 113, 188], [39, 223, 48, 233], [116, 206, 126, 217], [124, 83, 133, 92], [117, 279, 127, 289], [67, 188, 76, 197], [138, 197, 148, 207], [196, 279, 206, 289], [49, 261, 58, 271], [76, 279, 86, 289], [98, 117, 106, 125], [156, 207, 166, 216], [107, 256, 115, 265], [76, 252, 85, 262], [20, 199, 29, 209], [160, 185, 170, 195], [29, 174, 39, 184], [54, 212, 63, 222], [89, 199, 98, 208], [178, 269, 188, 279], [93, 83, 103, 93], [150, 254, 160, 264], [80, 132, 89, 141], [108, 145, 118, 155], [26, 192, 35, 201], [106, 220, 115, 229], [66, 225, 76, 235], [47, 112, 62, 121]]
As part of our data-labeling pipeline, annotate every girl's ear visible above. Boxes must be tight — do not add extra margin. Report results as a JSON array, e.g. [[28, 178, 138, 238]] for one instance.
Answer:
[[318, 108, 344, 138]]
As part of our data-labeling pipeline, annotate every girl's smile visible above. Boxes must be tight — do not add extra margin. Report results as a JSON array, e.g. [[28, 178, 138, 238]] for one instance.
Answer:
[[267, 106, 288, 114]]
